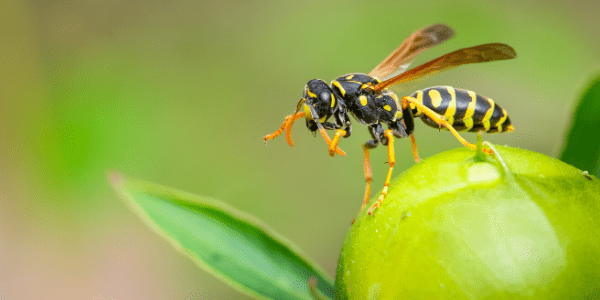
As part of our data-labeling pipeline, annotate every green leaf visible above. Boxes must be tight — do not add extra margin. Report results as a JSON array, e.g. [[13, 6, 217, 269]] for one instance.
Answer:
[[560, 72, 600, 176], [108, 172, 334, 300]]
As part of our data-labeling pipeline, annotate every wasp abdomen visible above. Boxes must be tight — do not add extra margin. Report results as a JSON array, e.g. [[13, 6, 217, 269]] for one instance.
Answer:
[[411, 86, 513, 133]]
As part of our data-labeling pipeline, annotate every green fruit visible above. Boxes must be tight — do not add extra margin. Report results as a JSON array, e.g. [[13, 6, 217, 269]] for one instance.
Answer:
[[335, 145, 600, 299]]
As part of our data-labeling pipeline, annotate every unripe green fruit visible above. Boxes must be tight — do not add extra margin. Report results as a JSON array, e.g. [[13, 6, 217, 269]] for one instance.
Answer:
[[335, 146, 600, 299]]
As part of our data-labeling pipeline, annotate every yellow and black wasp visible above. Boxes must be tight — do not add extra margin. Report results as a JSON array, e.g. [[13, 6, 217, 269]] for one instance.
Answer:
[[263, 24, 516, 216]]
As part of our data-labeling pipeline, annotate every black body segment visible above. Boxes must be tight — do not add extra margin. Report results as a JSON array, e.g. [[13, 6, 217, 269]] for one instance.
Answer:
[[329, 73, 408, 145], [331, 73, 402, 126], [303, 79, 336, 130], [303, 79, 351, 135], [410, 86, 512, 133]]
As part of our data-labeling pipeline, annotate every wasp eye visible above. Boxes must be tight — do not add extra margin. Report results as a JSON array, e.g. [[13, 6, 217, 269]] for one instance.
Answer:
[[320, 91, 331, 101]]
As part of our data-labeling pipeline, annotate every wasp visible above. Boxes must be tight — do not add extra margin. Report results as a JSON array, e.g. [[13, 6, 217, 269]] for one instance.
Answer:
[[263, 24, 516, 216]]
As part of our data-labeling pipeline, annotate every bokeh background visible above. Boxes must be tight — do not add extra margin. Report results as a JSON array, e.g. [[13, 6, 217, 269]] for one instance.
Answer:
[[1, 0, 599, 299]]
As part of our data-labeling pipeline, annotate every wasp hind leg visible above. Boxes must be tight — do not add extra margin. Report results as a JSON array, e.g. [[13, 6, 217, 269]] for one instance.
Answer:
[[401, 96, 493, 155]]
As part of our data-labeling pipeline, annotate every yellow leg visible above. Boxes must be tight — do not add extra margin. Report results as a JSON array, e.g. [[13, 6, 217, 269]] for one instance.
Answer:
[[402, 96, 493, 155], [359, 143, 373, 212], [329, 129, 347, 157], [284, 111, 305, 146], [315, 124, 346, 156], [308, 122, 346, 156], [409, 133, 420, 162], [263, 111, 304, 146], [264, 111, 345, 156], [368, 130, 395, 215]]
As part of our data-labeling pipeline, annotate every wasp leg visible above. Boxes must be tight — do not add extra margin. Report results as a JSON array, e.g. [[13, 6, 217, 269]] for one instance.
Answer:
[[409, 133, 420, 162], [322, 121, 346, 156], [305, 103, 347, 156], [284, 111, 306, 146], [317, 126, 346, 156], [314, 122, 346, 156], [360, 140, 378, 212], [265, 99, 306, 145], [368, 129, 396, 215], [401, 96, 493, 155], [264, 111, 304, 146], [390, 117, 421, 162], [321, 122, 339, 130], [400, 105, 421, 163], [357, 124, 383, 214], [329, 129, 347, 157], [332, 117, 353, 154]]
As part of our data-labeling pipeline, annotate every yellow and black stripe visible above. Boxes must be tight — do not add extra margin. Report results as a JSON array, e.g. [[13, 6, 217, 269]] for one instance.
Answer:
[[410, 86, 513, 133]]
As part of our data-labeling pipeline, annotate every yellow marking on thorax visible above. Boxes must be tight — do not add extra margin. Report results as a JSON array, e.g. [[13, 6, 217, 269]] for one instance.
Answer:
[[389, 90, 402, 120], [428, 89, 442, 108], [481, 97, 495, 131], [345, 74, 354, 80], [330, 93, 336, 108], [359, 95, 368, 106], [444, 86, 457, 125], [332, 81, 346, 97], [306, 87, 317, 98], [383, 105, 392, 111]]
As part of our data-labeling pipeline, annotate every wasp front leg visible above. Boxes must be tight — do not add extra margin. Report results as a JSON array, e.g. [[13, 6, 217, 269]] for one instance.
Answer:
[[305, 103, 346, 156], [328, 110, 352, 157], [264, 111, 305, 146], [329, 129, 348, 157]]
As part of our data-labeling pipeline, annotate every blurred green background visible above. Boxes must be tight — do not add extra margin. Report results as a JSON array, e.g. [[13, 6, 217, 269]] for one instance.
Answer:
[[1, 0, 599, 299]]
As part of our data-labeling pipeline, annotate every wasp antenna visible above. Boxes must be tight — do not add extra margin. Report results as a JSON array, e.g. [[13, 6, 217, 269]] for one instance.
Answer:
[[294, 98, 306, 114]]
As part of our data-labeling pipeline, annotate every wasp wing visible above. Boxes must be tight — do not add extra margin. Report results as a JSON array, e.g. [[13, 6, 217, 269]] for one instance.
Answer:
[[368, 24, 455, 79], [372, 43, 517, 92]]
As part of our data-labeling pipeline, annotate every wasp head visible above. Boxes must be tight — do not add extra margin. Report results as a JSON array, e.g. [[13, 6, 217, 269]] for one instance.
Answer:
[[302, 79, 337, 132]]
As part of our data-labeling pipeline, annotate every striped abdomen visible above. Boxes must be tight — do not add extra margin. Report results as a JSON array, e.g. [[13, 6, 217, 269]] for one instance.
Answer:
[[410, 86, 513, 133]]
